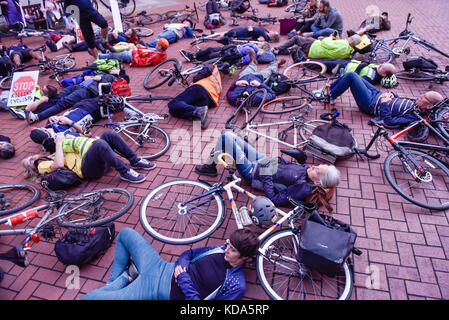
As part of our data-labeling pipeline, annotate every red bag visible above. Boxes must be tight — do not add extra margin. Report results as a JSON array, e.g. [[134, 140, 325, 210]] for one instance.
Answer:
[[50, 32, 62, 43], [111, 79, 131, 97]]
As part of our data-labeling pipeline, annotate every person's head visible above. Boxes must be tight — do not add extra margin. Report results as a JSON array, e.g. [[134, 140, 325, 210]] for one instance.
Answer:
[[348, 34, 362, 47], [377, 62, 396, 77], [125, 28, 137, 38], [225, 228, 260, 267], [41, 85, 58, 99], [415, 91, 444, 111], [268, 31, 280, 43], [211, 18, 220, 26], [30, 127, 56, 153], [307, 164, 340, 188], [319, 0, 330, 13], [22, 154, 42, 183], [365, 4, 380, 18], [0, 141, 15, 159], [156, 38, 169, 52]]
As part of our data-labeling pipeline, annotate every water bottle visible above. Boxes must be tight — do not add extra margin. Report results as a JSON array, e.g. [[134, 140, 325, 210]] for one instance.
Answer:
[[123, 107, 139, 117], [6, 209, 38, 227], [239, 206, 253, 226]]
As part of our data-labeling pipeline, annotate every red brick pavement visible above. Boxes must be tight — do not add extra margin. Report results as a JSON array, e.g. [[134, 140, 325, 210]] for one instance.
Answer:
[[0, 0, 449, 300]]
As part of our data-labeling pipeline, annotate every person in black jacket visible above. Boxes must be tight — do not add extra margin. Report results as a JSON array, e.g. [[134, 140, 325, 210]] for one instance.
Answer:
[[195, 131, 340, 207], [0, 134, 14, 159]]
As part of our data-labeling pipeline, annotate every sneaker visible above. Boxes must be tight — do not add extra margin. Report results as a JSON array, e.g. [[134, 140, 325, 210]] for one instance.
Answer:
[[302, 32, 314, 38], [287, 31, 296, 38], [195, 163, 218, 176], [179, 49, 193, 62], [120, 168, 146, 183], [312, 86, 328, 100], [8, 108, 25, 120], [103, 42, 115, 53], [131, 158, 156, 170], [195, 105, 209, 129], [25, 110, 38, 124]]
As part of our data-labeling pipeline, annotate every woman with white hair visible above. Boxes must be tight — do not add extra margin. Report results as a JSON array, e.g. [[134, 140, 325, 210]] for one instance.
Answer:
[[195, 131, 340, 209]]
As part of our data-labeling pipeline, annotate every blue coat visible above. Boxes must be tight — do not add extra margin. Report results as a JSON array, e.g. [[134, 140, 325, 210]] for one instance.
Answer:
[[226, 73, 277, 107], [175, 245, 246, 300]]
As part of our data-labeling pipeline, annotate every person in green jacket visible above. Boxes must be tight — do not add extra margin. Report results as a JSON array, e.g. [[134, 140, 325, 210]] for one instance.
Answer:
[[274, 34, 361, 59]]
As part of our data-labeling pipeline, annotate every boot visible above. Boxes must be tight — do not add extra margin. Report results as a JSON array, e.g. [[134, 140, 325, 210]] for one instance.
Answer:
[[195, 163, 218, 176]]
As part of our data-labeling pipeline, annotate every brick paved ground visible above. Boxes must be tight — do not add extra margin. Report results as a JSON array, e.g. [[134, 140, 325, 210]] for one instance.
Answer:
[[0, 0, 448, 300]]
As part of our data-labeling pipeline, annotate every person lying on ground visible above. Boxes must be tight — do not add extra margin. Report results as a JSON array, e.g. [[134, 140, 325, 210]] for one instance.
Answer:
[[145, 22, 195, 48], [204, 0, 226, 29], [312, 72, 444, 128], [219, 26, 280, 44], [22, 130, 156, 184], [82, 227, 260, 300], [0, 134, 15, 159]]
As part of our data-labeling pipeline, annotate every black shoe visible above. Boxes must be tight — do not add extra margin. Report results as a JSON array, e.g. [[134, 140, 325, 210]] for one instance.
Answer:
[[104, 42, 115, 53], [62, 42, 73, 52], [195, 164, 218, 176], [179, 49, 194, 62], [46, 40, 57, 52]]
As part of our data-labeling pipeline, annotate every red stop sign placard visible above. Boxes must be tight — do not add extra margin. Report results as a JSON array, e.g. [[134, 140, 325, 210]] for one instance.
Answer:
[[12, 76, 36, 97]]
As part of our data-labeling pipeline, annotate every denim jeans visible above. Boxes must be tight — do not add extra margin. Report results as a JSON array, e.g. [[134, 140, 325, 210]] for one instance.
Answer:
[[209, 131, 266, 182], [330, 72, 381, 115], [81, 130, 140, 180], [98, 50, 132, 63], [146, 29, 178, 47], [311, 23, 341, 37], [82, 228, 175, 300]]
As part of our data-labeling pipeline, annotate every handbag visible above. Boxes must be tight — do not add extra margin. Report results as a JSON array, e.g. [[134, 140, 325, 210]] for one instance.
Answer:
[[55, 223, 115, 267], [297, 211, 360, 277]]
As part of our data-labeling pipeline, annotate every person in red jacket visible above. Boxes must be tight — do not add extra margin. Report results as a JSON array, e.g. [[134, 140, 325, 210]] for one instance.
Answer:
[[97, 38, 169, 67]]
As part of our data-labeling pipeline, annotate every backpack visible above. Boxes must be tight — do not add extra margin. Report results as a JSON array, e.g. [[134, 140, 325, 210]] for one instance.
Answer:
[[111, 78, 131, 97], [403, 56, 438, 71], [308, 119, 355, 161], [0, 56, 13, 77], [54, 222, 115, 267], [353, 34, 373, 54], [266, 72, 291, 95], [230, 0, 250, 13], [42, 169, 83, 191], [93, 58, 120, 73]]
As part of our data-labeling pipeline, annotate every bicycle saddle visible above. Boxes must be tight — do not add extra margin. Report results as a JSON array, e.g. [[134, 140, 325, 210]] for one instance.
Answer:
[[281, 149, 307, 164]]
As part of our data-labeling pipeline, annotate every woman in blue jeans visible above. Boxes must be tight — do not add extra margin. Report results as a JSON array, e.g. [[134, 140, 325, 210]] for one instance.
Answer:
[[83, 227, 259, 300]]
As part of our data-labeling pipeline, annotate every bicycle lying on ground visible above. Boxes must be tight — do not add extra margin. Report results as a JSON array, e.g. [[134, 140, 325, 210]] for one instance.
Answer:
[[83, 87, 172, 160], [139, 152, 361, 300], [229, 12, 277, 26], [396, 65, 449, 85], [368, 13, 449, 64], [0, 46, 76, 90], [92, 0, 136, 17], [0, 183, 133, 270], [137, 4, 199, 27], [355, 99, 449, 211]]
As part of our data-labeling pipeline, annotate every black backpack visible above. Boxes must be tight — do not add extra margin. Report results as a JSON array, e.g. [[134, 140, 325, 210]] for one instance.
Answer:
[[42, 169, 83, 191], [403, 56, 438, 71], [54, 223, 116, 267], [266, 72, 291, 95]]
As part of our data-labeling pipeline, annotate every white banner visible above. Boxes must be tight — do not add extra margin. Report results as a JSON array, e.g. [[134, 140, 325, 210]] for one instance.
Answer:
[[7, 70, 39, 107]]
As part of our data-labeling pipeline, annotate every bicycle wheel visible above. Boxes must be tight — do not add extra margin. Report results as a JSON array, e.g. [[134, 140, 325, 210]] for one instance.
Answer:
[[0, 76, 12, 90], [163, 10, 179, 20], [283, 61, 327, 82], [298, 119, 330, 141], [225, 88, 267, 131], [140, 179, 226, 245], [0, 184, 40, 217], [119, 0, 136, 17], [52, 56, 76, 71], [138, 13, 163, 25], [171, 14, 194, 27], [384, 149, 449, 210], [143, 58, 179, 90], [116, 123, 170, 160], [368, 45, 394, 64], [57, 187, 134, 228], [132, 27, 153, 37], [256, 228, 354, 300], [261, 96, 309, 114], [395, 69, 435, 81], [435, 107, 449, 140]]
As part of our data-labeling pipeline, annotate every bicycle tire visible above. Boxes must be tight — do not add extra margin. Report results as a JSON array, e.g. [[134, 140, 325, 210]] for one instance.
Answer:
[[384, 149, 449, 210], [138, 13, 163, 25], [116, 123, 170, 160], [52, 57, 76, 71], [163, 10, 179, 20], [368, 45, 394, 64], [283, 61, 327, 82], [98, 0, 136, 17], [132, 27, 153, 37], [0, 184, 40, 217], [143, 58, 180, 90], [435, 107, 449, 140], [261, 96, 309, 114], [225, 88, 267, 131], [140, 179, 226, 245], [395, 69, 435, 81], [0, 76, 12, 90], [57, 187, 134, 228], [256, 228, 354, 300]]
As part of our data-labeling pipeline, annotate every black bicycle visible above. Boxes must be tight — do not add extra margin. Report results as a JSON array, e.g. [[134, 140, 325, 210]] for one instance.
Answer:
[[92, 0, 136, 17], [356, 99, 449, 211], [396, 65, 449, 85]]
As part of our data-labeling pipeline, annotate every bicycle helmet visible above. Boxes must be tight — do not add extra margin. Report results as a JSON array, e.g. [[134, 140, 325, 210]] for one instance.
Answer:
[[380, 74, 398, 88], [407, 123, 429, 142], [249, 196, 277, 228]]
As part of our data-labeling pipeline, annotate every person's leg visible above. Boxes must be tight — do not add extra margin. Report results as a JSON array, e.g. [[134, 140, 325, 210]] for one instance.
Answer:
[[238, 61, 258, 79], [168, 85, 211, 119], [99, 130, 140, 165], [257, 62, 279, 83], [276, 35, 304, 51], [330, 72, 381, 114], [313, 27, 335, 38], [146, 30, 177, 47], [98, 50, 132, 63], [79, 16, 97, 57]]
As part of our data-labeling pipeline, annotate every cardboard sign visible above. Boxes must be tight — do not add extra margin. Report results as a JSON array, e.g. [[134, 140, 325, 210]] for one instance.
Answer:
[[7, 70, 39, 107]]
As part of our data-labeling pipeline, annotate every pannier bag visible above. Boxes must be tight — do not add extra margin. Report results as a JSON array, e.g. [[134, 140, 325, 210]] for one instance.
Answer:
[[42, 169, 83, 191], [297, 211, 358, 277], [279, 18, 297, 35], [55, 222, 116, 267], [308, 119, 355, 158], [403, 56, 438, 71]]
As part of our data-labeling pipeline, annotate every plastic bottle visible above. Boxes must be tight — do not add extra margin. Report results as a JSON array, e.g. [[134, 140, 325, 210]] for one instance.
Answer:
[[123, 107, 139, 117], [6, 209, 38, 227]]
